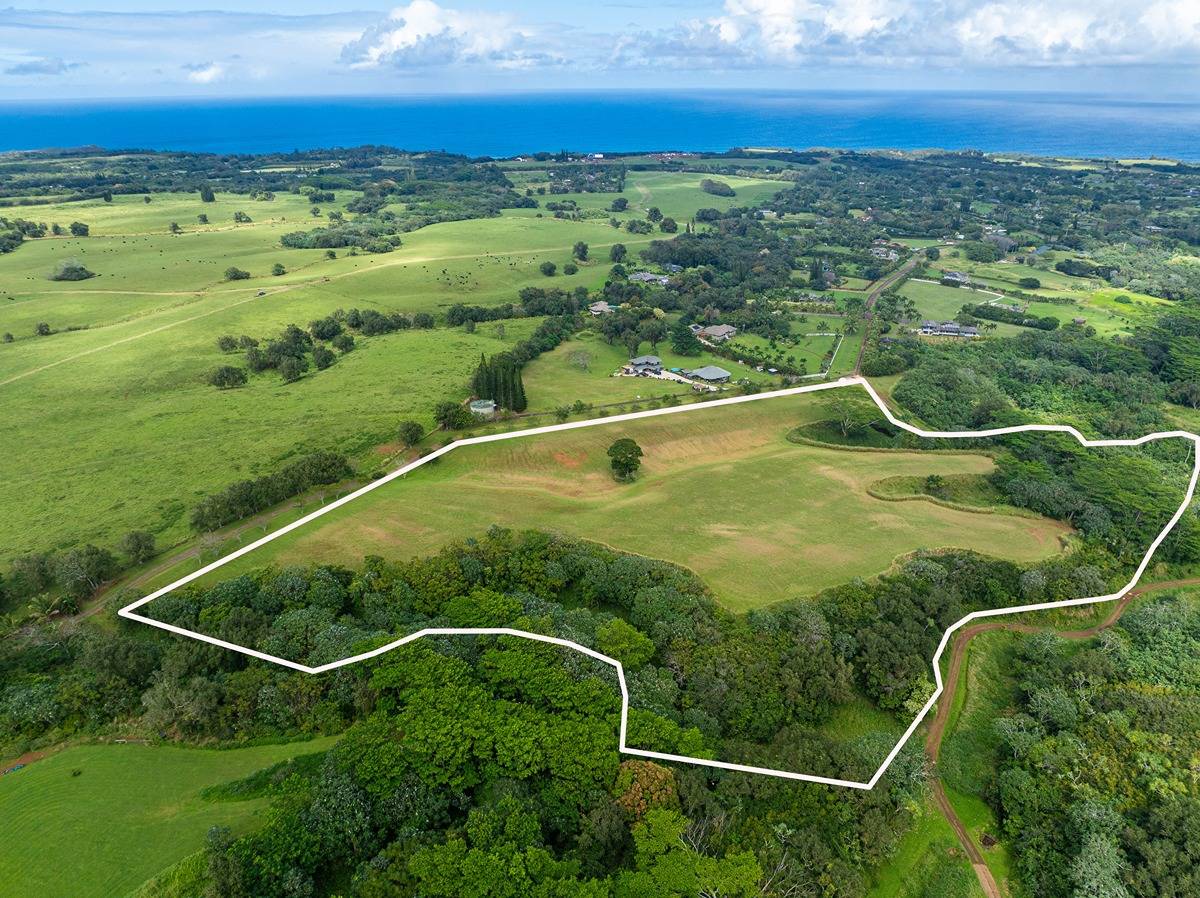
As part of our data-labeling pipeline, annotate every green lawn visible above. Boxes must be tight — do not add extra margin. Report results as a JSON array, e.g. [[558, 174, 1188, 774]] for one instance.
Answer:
[[195, 391, 1070, 613], [0, 738, 337, 898]]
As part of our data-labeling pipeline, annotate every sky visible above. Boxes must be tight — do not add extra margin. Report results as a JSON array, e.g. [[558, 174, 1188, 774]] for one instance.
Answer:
[[1, 0, 1198, 100]]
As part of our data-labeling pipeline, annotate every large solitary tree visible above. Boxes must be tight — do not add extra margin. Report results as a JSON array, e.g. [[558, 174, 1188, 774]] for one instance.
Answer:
[[607, 438, 644, 481]]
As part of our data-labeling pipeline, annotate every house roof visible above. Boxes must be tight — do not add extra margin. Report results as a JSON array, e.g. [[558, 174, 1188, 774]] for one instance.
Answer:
[[630, 355, 662, 366], [701, 324, 737, 336], [690, 365, 732, 380]]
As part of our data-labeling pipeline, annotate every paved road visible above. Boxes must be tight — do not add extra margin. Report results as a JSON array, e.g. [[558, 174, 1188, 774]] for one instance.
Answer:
[[853, 255, 922, 373], [924, 577, 1200, 898]]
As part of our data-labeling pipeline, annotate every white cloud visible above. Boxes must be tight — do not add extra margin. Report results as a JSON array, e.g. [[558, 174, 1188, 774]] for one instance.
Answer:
[[340, 0, 561, 70], [183, 61, 224, 84]]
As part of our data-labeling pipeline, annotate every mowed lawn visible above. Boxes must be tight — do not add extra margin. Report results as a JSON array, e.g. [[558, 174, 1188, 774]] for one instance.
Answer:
[[205, 391, 1071, 612], [0, 738, 337, 898]]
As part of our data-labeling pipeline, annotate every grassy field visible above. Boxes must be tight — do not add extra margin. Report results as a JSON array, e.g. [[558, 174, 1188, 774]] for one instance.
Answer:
[[0, 737, 337, 898], [0, 172, 752, 558], [193, 390, 1071, 613], [866, 798, 985, 898]]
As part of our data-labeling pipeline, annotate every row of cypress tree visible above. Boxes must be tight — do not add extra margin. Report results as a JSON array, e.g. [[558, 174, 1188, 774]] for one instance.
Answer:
[[471, 352, 527, 412]]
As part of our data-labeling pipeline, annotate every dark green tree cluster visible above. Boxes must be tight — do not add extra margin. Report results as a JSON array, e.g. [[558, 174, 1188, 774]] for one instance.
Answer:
[[190, 451, 352, 531], [471, 353, 527, 411]]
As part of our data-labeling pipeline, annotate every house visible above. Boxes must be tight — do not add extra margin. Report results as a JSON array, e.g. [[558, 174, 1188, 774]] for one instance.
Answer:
[[699, 324, 738, 342], [940, 270, 971, 286], [918, 320, 979, 338], [469, 399, 498, 418], [870, 246, 900, 262], [688, 323, 704, 334], [629, 272, 670, 285], [588, 300, 614, 316], [688, 365, 732, 383], [627, 355, 663, 375]]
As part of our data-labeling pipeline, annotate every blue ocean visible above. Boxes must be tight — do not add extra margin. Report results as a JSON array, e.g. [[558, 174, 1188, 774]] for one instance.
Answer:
[[2, 91, 1199, 160]]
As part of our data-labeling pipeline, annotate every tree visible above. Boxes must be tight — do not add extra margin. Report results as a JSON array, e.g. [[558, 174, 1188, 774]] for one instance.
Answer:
[[208, 365, 248, 389], [35, 322, 52, 336], [608, 438, 644, 481], [610, 243, 627, 263], [659, 217, 678, 233], [596, 618, 655, 668], [69, 221, 89, 237], [197, 213, 209, 224], [564, 263, 578, 275], [398, 420, 425, 447], [573, 241, 589, 261], [611, 197, 629, 212], [54, 545, 118, 601], [120, 530, 156, 565], [647, 207, 663, 223], [332, 333, 355, 353], [639, 319, 667, 350], [199, 184, 216, 202], [272, 263, 286, 276], [312, 345, 335, 370], [224, 267, 250, 281], [539, 261, 557, 276], [50, 259, 95, 281], [168, 221, 181, 234], [824, 394, 877, 438], [434, 401, 472, 430], [278, 356, 306, 382], [669, 321, 702, 356], [925, 246, 940, 260]]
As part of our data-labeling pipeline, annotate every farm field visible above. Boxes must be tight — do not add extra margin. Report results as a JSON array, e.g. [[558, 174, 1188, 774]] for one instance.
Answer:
[[899, 280, 1024, 336], [0, 737, 338, 898], [0, 172, 747, 557], [197, 390, 1072, 613]]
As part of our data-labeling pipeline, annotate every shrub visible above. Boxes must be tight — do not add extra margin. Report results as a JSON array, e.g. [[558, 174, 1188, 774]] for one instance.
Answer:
[[216, 335, 237, 352], [207, 365, 248, 389], [539, 261, 557, 276], [278, 356, 307, 382], [224, 267, 251, 281], [332, 333, 355, 353], [49, 259, 96, 281], [398, 420, 425, 447], [563, 263, 578, 275], [272, 263, 286, 276], [312, 345, 335, 370], [1018, 276, 1041, 289]]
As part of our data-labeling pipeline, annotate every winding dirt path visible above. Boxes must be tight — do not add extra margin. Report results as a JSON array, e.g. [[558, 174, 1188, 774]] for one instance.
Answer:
[[924, 577, 1200, 898]]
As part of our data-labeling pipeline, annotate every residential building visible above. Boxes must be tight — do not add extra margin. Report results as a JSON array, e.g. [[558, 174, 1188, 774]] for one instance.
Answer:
[[688, 365, 732, 383], [699, 324, 738, 342]]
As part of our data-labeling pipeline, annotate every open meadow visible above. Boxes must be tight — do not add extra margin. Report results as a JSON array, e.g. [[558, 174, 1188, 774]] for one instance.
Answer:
[[196, 390, 1072, 612], [0, 737, 337, 898], [0, 171, 772, 558]]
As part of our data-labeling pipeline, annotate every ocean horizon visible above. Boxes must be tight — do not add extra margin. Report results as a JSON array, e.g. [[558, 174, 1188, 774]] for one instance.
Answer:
[[2, 90, 1199, 161]]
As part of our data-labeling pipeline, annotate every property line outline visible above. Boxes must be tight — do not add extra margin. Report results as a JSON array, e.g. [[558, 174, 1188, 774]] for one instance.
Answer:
[[118, 375, 1200, 791]]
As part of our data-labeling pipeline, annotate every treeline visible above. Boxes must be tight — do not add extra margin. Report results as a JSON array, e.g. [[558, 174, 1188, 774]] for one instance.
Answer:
[[189, 451, 352, 532], [471, 353, 527, 411], [993, 598, 1200, 898], [445, 285, 587, 325], [965, 302, 1060, 330], [281, 216, 403, 253]]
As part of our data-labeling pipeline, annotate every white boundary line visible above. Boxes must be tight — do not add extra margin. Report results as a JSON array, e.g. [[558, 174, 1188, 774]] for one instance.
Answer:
[[118, 376, 1200, 791]]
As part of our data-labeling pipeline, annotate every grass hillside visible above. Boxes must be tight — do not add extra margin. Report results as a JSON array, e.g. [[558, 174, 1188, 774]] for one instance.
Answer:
[[0, 738, 337, 898], [0, 171, 751, 557], [197, 390, 1071, 612]]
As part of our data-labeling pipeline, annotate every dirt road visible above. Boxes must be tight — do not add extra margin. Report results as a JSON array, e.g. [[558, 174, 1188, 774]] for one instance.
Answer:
[[924, 578, 1200, 898], [853, 255, 922, 373]]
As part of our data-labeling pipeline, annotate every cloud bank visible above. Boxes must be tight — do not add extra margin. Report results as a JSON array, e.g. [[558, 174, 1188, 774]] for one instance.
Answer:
[[0, 0, 1197, 97]]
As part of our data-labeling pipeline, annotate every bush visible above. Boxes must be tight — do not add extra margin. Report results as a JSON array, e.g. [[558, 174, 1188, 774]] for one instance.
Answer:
[[434, 401, 473, 430], [224, 267, 251, 281], [332, 333, 355, 353], [272, 263, 286, 276], [207, 365, 248, 389], [398, 420, 425, 447], [312, 345, 335, 370], [278, 356, 307, 382], [1018, 276, 1041, 289], [120, 530, 156, 565], [540, 261, 557, 276], [68, 221, 89, 237], [216, 335, 237, 352], [563, 263, 578, 275], [49, 258, 96, 281], [190, 451, 353, 531]]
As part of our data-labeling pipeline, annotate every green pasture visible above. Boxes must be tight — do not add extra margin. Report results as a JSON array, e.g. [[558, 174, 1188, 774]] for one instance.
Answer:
[[900, 280, 1022, 335], [0, 738, 337, 898], [521, 330, 782, 411], [195, 391, 1070, 613]]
